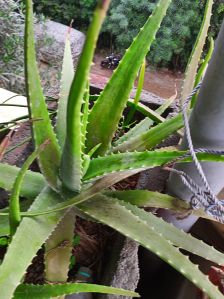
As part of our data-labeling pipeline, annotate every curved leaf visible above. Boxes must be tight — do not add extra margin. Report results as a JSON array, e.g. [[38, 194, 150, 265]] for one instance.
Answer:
[[14, 283, 139, 299], [0, 163, 45, 198], [25, 0, 61, 189], [86, 0, 172, 155], [78, 195, 223, 299], [181, 0, 213, 102], [111, 113, 183, 153], [119, 199, 224, 265], [56, 30, 74, 149], [60, 0, 111, 191], [0, 187, 66, 299], [106, 189, 213, 220]]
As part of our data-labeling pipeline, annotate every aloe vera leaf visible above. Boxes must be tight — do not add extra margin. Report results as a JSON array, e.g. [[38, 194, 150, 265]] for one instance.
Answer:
[[191, 37, 214, 108], [0, 200, 33, 237], [112, 94, 176, 149], [86, 0, 172, 156], [9, 141, 49, 236], [105, 190, 214, 220], [78, 195, 223, 299], [14, 283, 139, 299], [0, 163, 45, 198], [125, 59, 146, 125], [118, 199, 224, 265], [56, 30, 74, 149], [127, 99, 164, 123], [81, 81, 90, 153], [156, 92, 177, 114], [84, 150, 184, 181], [45, 209, 75, 287], [60, 0, 111, 192], [181, 0, 213, 102], [112, 113, 183, 153], [0, 164, 141, 218], [0, 187, 67, 299], [25, 0, 61, 189], [84, 149, 224, 181]]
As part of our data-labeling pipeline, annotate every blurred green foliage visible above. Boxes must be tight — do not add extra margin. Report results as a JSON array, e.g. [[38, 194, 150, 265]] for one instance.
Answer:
[[28, 0, 224, 69]]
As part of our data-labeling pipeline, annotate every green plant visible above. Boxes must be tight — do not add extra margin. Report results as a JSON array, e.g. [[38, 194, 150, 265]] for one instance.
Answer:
[[0, 0, 224, 298], [33, 0, 96, 29], [0, 0, 24, 92]]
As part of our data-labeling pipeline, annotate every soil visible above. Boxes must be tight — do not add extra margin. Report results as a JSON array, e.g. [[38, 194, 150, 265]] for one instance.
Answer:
[[92, 53, 183, 99]]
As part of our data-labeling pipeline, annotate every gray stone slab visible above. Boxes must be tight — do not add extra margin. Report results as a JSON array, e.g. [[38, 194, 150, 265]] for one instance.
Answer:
[[35, 20, 85, 67]]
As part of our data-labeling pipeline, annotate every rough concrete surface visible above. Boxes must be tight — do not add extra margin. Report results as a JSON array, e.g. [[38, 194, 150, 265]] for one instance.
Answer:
[[98, 235, 139, 299]]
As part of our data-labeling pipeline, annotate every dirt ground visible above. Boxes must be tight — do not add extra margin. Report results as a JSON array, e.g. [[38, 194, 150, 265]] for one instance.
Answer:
[[91, 53, 183, 99]]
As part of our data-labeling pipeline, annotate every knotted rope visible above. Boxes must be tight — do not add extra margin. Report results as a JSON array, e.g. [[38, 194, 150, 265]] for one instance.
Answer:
[[165, 83, 224, 223]]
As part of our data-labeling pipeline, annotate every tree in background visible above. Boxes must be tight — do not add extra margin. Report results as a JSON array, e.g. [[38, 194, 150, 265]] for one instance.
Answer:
[[0, 0, 24, 91], [33, 0, 96, 29], [33, 0, 224, 69], [103, 0, 203, 69]]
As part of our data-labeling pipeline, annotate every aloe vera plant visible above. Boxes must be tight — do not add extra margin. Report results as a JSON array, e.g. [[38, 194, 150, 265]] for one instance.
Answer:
[[0, 0, 224, 298]]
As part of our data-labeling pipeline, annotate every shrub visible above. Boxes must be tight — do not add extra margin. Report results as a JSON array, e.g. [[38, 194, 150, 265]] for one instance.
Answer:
[[33, 0, 96, 29], [33, 0, 224, 70], [0, 0, 24, 90]]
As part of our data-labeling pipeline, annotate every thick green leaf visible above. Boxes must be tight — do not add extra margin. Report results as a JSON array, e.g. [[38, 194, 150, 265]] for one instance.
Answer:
[[84, 150, 185, 181], [0, 187, 65, 299], [14, 283, 139, 299], [25, 0, 61, 189], [81, 81, 90, 153], [106, 190, 213, 220], [127, 99, 164, 122], [111, 113, 183, 153], [191, 37, 214, 108], [0, 200, 33, 237], [86, 149, 224, 182], [45, 209, 75, 284], [86, 0, 172, 155], [118, 199, 224, 265], [78, 195, 223, 299], [125, 59, 146, 125], [60, 0, 111, 191], [112, 95, 175, 149], [0, 163, 45, 198], [181, 0, 213, 102], [9, 141, 49, 236], [56, 31, 74, 149]]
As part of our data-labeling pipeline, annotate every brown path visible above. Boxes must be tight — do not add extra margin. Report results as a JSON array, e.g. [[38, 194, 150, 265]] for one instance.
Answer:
[[91, 53, 183, 99]]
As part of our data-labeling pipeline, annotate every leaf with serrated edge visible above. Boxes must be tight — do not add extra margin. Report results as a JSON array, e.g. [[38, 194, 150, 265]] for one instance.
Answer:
[[13, 283, 139, 299], [84, 150, 224, 181], [191, 37, 214, 108], [112, 94, 175, 149], [60, 0, 111, 191], [56, 30, 74, 149], [86, 0, 172, 155], [105, 190, 214, 220], [118, 199, 224, 265], [45, 209, 76, 284], [112, 113, 183, 153], [0, 187, 66, 299], [25, 0, 61, 189], [0, 163, 45, 199], [78, 195, 224, 299], [181, 0, 213, 102]]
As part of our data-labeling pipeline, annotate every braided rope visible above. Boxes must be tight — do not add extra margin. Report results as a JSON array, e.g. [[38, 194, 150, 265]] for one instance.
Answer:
[[165, 83, 224, 223]]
